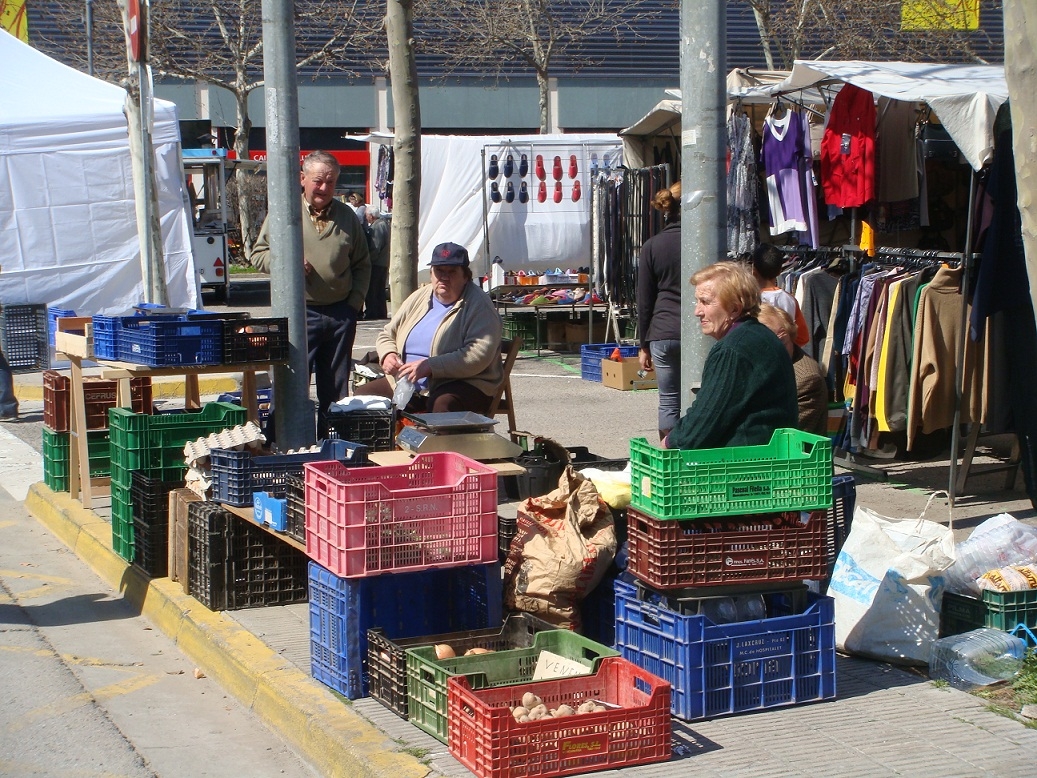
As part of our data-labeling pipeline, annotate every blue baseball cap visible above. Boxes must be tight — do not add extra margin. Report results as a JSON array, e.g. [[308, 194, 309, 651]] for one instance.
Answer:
[[430, 242, 470, 267]]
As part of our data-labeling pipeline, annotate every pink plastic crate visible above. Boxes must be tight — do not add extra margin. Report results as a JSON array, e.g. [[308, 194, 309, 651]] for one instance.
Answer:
[[303, 452, 498, 578]]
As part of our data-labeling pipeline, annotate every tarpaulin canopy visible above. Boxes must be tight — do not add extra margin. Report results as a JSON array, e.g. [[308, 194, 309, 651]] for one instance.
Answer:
[[773, 60, 1008, 171], [0, 30, 197, 314]]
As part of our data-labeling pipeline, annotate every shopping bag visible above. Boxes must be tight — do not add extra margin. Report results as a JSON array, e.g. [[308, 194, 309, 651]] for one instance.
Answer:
[[829, 505, 955, 665], [503, 466, 617, 630]]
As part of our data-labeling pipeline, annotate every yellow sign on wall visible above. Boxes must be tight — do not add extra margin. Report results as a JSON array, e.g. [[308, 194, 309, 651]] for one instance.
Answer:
[[1, 0, 28, 41], [902, 0, 980, 31]]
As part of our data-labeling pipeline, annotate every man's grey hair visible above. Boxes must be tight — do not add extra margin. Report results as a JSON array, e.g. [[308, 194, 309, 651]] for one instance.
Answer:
[[301, 150, 340, 173]]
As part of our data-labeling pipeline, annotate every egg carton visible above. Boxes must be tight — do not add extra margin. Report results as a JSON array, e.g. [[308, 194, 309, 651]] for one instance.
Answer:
[[184, 422, 266, 466]]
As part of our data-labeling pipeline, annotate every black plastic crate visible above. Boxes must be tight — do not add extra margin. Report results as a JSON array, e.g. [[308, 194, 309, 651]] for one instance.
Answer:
[[325, 408, 396, 452], [187, 500, 309, 611], [498, 514, 517, 564], [1, 303, 48, 372], [130, 470, 184, 577], [222, 317, 289, 364], [187, 502, 232, 610], [285, 473, 305, 544]]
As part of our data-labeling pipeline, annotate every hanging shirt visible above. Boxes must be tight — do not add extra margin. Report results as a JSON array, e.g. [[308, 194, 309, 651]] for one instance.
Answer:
[[761, 108, 813, 237], [821, 83, 876, 209]]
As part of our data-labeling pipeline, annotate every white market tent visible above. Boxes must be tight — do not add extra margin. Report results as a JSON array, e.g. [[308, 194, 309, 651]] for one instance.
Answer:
[[0, 30, 197, 315]]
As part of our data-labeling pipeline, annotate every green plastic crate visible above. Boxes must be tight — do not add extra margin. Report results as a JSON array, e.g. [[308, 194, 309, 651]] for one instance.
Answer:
[[109, 402, 246, 473], [42, 428, 111, 491], [629, 428, 833, 520], [940, 589, 1037, 636], [405, 629, 618, 743], [111, 480, 134, 562], [501, 313, 540, 346]]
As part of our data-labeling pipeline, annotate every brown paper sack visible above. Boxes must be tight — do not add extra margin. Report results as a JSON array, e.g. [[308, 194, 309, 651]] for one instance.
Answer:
[[503, 466, 617, 630]]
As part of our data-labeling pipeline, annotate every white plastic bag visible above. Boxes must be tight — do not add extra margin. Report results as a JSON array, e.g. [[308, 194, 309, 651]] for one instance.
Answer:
[[392, 376, 417, 409], [943, 513, 1037, 595], [829, 506, 955, 665]]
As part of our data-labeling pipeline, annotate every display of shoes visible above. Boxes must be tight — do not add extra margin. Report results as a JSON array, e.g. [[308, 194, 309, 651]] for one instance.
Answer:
[[505, 181, 515, 203], [519, 181, 529, 203], [488, 154, 499, 180], [572, 180, 581, 202], [503, 154, 514, 178], [552, 156, 563, 181], [519, 154, 529, 177], [553, 181, 563, 203], [490, 181, 502, 203], [568, 154, 578, 179]]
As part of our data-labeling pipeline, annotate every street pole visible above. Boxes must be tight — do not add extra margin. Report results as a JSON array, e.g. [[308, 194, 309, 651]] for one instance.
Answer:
[[261, 0, 311, 448], [85, 0, 94, 76], [679, 0, 726, 397]]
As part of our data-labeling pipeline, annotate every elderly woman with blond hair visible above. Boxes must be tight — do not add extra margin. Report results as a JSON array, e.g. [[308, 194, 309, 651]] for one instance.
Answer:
[[663, 262, 798, 450]]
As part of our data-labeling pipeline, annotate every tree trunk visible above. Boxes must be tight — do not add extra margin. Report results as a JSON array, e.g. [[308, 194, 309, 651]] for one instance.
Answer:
[[536, 69, 550, 133], [386, 0, 421, 305], [1004, 0, 1037, 324], [233, 89, 255, 259], [750, 4, 775, 70]]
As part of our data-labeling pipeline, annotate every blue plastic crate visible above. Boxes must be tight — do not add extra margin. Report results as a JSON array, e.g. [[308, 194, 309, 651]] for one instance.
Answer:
[[580, 343, 638, 382], [91, 314, 123, 359], [217, 388, 274, 427], [614, 578, 836, 721], [826, 474, 856, 577], [308, 561, 502, 700], [118, 316, 224, 366], [48, 307, 76, 348], [253, 491, 288, 531], [211, 438, 369, 507]]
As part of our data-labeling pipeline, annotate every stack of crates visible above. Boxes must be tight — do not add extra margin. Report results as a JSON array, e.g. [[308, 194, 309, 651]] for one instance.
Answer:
[[580, 342, 637, 382], [304, 451, 506, 701], [40, 370, 152, 493], [108, 402, 246, 563], [616, 428, 842, 722]]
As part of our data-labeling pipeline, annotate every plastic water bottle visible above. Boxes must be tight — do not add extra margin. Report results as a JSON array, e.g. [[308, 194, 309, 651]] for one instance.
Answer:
[[735, 594, 768, 622], [928, 628, 1026, 690], [700, 597, 738, 625]]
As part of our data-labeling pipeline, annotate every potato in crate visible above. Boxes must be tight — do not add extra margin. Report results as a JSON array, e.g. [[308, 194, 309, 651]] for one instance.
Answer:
[[303, 452, 498, 578], [447, 656, 671, 778], [405, 629, 619, 742], [366, 612, 556, 720]]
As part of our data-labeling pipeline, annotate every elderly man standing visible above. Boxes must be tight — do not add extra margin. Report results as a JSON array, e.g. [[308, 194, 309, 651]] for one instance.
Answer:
[[363, 208, 391, 320], [251, 150, 371, 436]]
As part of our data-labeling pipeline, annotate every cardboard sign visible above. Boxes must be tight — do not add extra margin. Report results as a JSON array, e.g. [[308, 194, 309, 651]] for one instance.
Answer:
[[531, 650, 593, 681]]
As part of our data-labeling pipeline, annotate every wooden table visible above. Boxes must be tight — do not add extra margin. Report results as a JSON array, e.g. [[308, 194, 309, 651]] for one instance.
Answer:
[[56, 319, 283, 509], [222, 503, 307, 554]]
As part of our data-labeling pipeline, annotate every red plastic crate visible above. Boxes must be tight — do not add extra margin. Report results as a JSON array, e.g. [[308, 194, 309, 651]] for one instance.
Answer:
[[43, 370, 152, 433], [447, 656, 671, 778], [626, 507, 828, 589], [303, 452, 498, 578]]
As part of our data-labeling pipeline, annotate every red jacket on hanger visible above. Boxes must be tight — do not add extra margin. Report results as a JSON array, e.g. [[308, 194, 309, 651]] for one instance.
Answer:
[[821, 83, 876, 209]]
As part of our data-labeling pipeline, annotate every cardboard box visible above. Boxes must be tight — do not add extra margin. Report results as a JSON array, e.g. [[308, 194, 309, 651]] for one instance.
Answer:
[[601, 357, 657, 391]]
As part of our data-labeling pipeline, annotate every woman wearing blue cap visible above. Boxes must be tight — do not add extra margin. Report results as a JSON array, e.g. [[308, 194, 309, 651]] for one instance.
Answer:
[[365, 242, 503, 414]]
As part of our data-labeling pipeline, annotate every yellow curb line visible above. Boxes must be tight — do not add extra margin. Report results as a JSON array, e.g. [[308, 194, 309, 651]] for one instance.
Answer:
[[23, 483, 431, 778]]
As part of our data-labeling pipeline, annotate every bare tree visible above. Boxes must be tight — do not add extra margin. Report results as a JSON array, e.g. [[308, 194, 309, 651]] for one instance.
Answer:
[[421, 0, 660, 133], [386, 0, 421, 303], [36, 0, 385, 256], [745, 0, 1002, 68]]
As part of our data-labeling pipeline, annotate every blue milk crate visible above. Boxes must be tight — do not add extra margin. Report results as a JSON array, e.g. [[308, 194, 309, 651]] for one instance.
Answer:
[[48, 307, 76, 348], [614, 578, 836, 721], [253, 491, 288, 531], [825, 474, 856, 579], [91, 314, 123, 359], [118, 316, 224, 366], [580, 343, 638, 382], [218, 388, 274, 427], [308, 561, 503, 700], [211, 438, 369, 507]]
